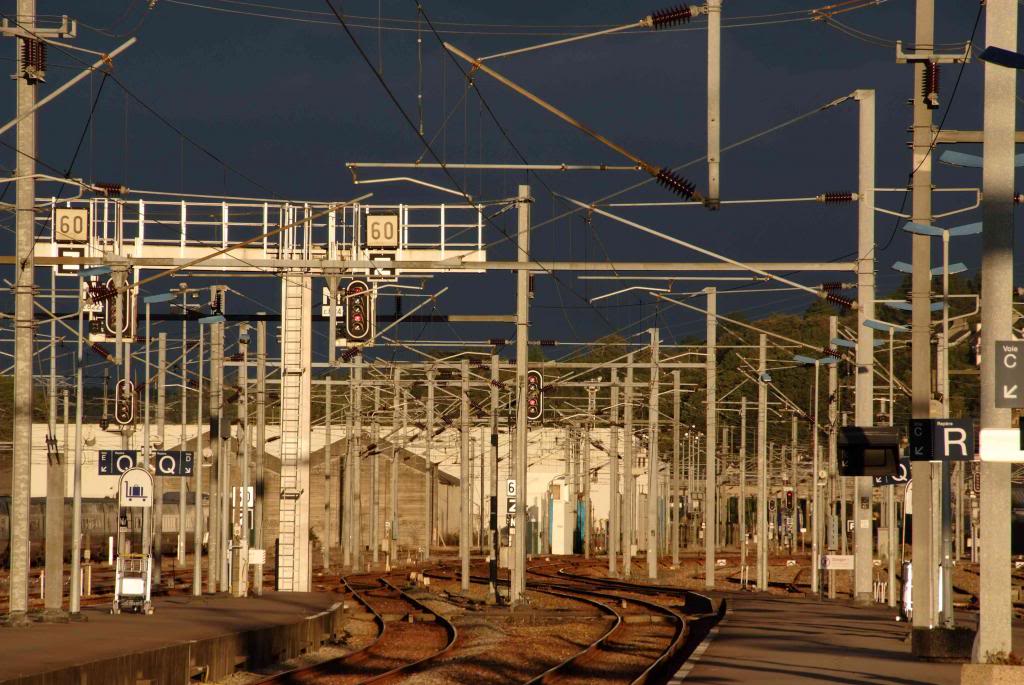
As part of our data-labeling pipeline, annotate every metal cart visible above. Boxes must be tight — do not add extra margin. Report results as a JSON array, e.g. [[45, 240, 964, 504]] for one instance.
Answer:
[[112, 553, 153, 615]]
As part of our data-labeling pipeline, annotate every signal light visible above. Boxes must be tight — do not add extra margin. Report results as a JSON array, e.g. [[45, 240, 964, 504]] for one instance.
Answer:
[[114, 379, 135, 426], [648, 5, 694, 29], [525, 370, 544, 422], [344, 280, 373, 343], [785, 488, 795, 514]]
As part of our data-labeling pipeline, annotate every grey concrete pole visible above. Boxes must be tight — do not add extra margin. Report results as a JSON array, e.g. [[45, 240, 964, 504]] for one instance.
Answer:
[[142, 300, 152, 570], [977, 0, 1017, 657], [324, 274, 338, 569], [194, 324, 205, 596], [939, 341, 954, 621], [460, 359, 471, 592], [828, 317, 839, 598], [8, 0, 36, 625], [955, 462, 964, 561], [740, 397, 748, 581], [757, 334, 768, 590], [648, 329, 659, 577], [623, 353, 635, 576], [585, 384, 596, 559], [70, 283, 85, 615], [372, 384, 381, 563], [705, 291, 717, 588], [468, 437, 476, 548], [568, 427, 576, 506], [689, 433, 697, 548], [789, 421, 797, 554], [179, 289, 189, 564], [390, 367, 401, 565], [672, 371, 681, 568], [488, 359, 498, 596], [706, 0, 721, 206], [479, 427, 486, 553], [44, 268, 63, 618], [236, 326, 250, 596], [910, 0, 937, 637], [342, 364, 353, 569], [207, 306, 220, 594], [156, 332, 167, 586], [352, 354, 363, 570], [215, 313, 229, 593], [854, 88, 876, 605], [254, 319, 265, 594], [478, 428, 485, 551], [511, 184, 531, 603], [427, 370, 437, 563], [609, 370, 620, 576]]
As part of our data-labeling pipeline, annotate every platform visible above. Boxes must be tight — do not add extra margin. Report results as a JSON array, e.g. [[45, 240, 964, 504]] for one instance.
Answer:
[[0, 592, 344, 685], [674, 593, 1024, 684]]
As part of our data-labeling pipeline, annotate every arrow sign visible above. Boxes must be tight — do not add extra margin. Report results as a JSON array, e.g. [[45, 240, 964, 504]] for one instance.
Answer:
[[909, 419, 932, 461], [874, 457, 911, 487], [995, 341, 1024, 408]]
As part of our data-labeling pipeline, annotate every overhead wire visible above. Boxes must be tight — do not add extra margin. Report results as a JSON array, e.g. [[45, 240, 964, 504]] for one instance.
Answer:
[[320, 0, 620, 338], [162, 0, 833, 36]]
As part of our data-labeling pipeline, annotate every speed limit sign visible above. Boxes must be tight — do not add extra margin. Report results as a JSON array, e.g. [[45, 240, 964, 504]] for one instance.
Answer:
[[365, 213, 400, 249], [506, 479, 517, 497]]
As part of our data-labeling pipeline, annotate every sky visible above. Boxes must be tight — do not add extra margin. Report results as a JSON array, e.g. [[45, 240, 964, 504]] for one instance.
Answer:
[[0, 0, 1016, 370]]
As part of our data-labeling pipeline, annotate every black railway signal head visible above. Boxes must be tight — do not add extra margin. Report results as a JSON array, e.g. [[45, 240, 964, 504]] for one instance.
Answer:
[[114, 379, 135, 426], [526, 370, 543, 422], [344, 280, 372, 342]]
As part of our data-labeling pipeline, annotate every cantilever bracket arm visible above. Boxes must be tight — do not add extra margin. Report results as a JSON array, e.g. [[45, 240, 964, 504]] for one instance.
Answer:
[[444, 40, 703, 202]]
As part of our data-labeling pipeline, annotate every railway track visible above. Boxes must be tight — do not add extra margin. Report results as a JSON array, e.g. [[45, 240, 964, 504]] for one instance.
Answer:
[[256, 572, 457, 685], [425, 557, 713, 684], [524, 582, 686, 684]]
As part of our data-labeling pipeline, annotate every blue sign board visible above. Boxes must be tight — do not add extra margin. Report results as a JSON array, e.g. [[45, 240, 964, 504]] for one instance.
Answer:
[[98, 450, 138, 476]]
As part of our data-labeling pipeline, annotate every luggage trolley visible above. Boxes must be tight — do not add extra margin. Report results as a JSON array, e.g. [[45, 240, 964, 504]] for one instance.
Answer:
[[113, 553, 153, 615]]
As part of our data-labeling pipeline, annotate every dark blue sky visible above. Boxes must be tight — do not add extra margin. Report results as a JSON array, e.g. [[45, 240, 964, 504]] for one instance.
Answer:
[[0, 1, 1014, 361]]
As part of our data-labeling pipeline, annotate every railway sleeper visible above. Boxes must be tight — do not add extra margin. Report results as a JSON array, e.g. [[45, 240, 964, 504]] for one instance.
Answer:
[[407, 611, 437, 622], [621, 614, 676, 625]]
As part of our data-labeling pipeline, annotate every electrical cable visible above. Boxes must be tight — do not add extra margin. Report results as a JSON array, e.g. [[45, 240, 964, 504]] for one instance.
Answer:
[[321, 0, 619, 337], [1, 12, 281, 201]]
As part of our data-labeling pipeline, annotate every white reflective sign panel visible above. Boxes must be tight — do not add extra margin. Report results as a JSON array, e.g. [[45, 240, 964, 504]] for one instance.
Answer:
[[54, 207, 89, 243], [821, 554, 855, 570], [980, 428, 1024, 463], [118, 467, 154, 508], [365, 214, 400, 249]]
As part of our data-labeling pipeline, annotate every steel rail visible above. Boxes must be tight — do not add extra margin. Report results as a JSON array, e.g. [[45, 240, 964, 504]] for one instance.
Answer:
[[255, 572, 457, 684], [420, 563, 625, 685], [524, 572, 688, 685]]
